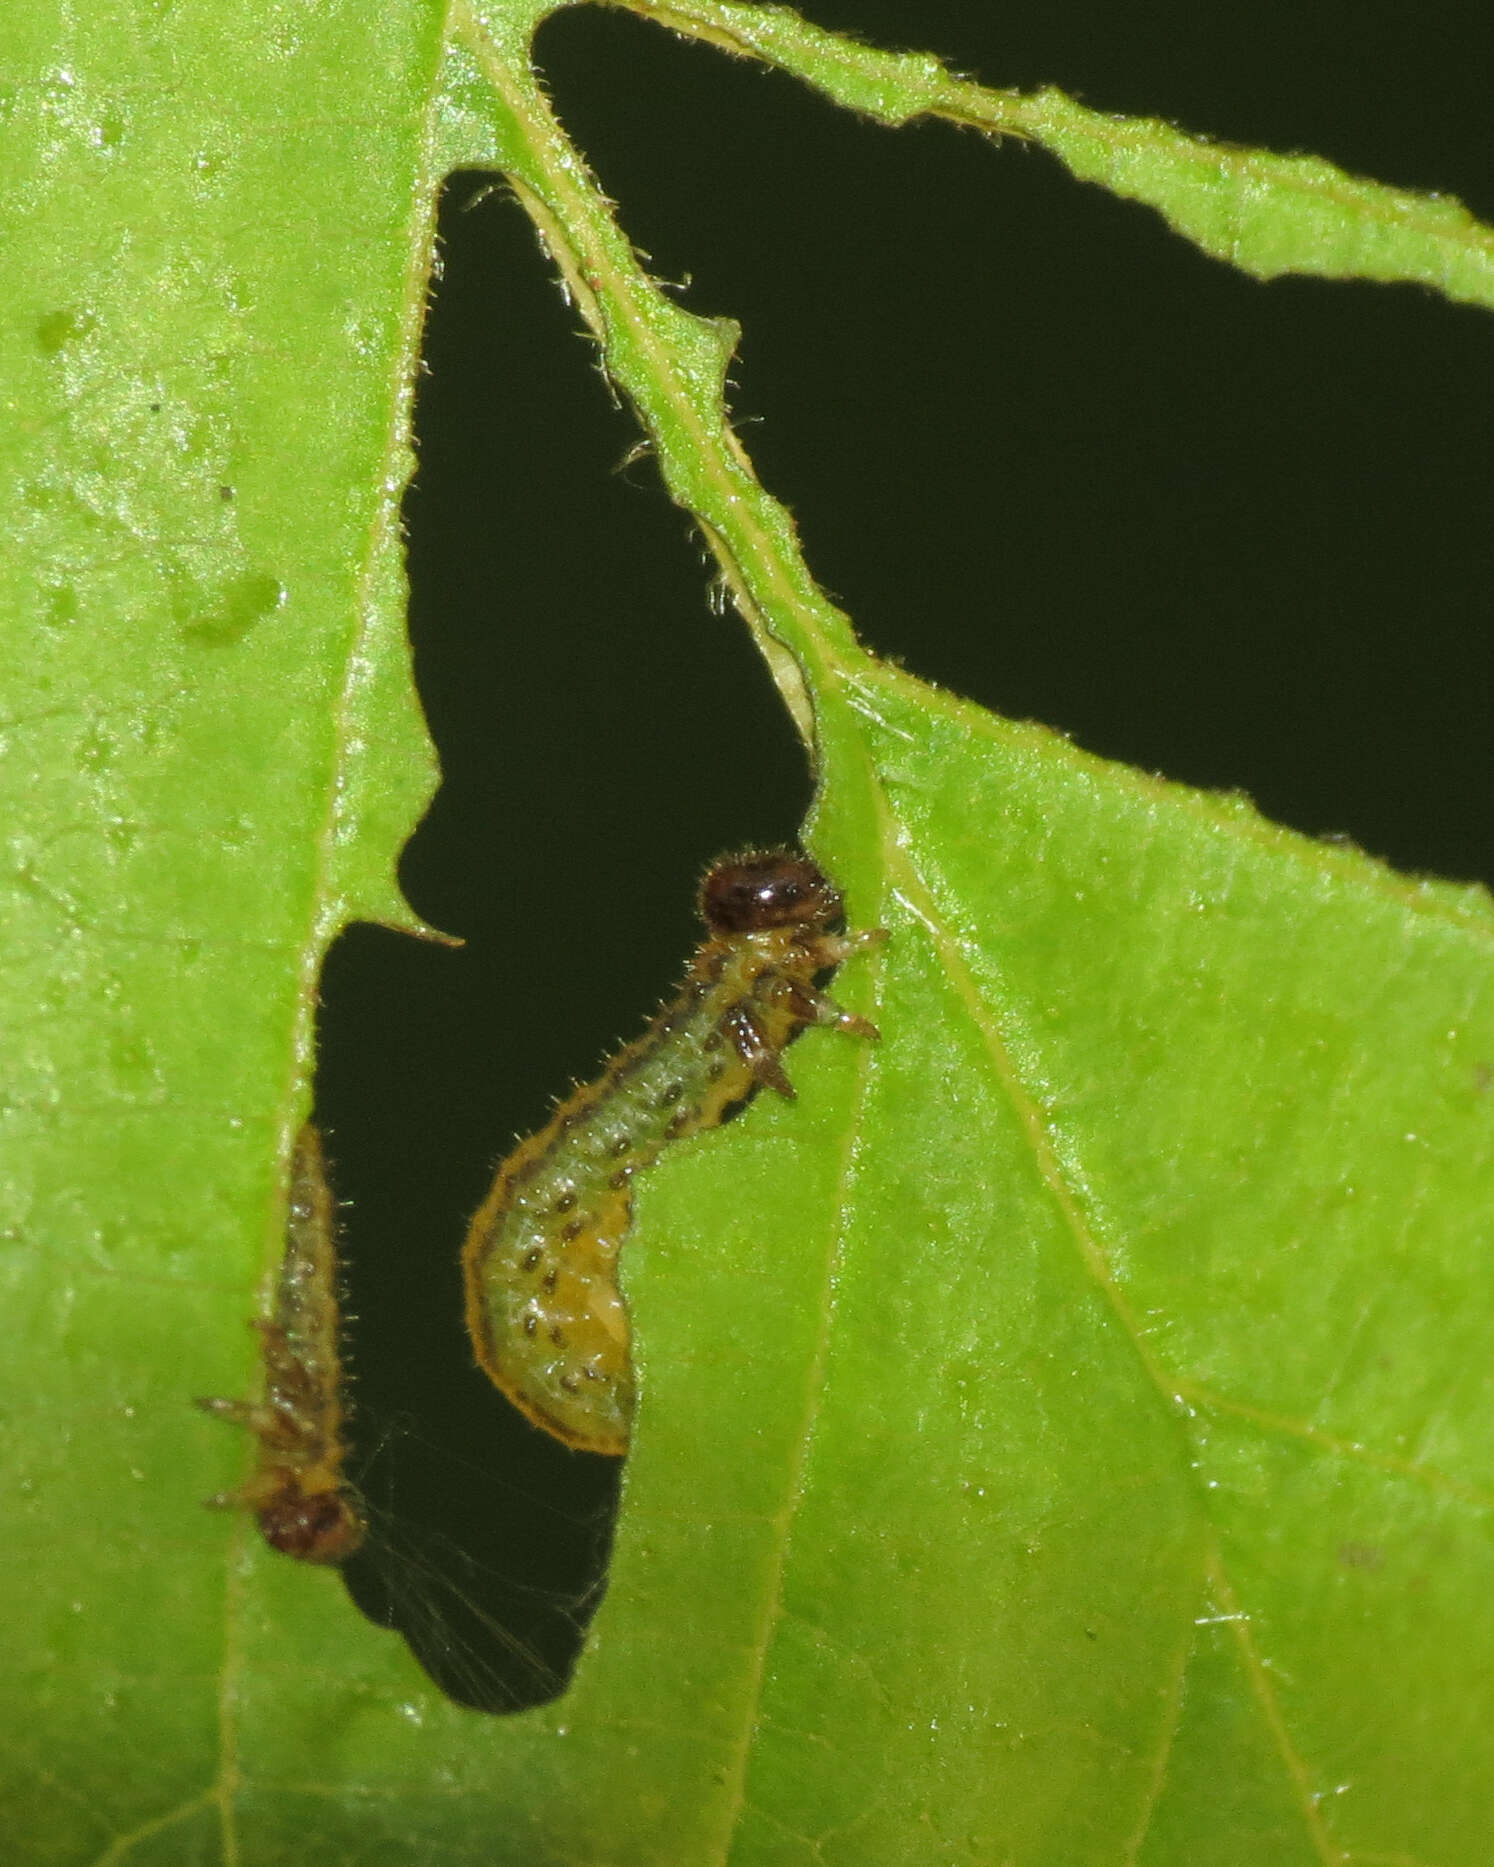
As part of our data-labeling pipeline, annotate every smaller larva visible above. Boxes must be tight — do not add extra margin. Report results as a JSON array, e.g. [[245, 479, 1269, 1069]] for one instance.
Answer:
[[197, 1123, 366, 1564], [462, 847, 886, 1457]]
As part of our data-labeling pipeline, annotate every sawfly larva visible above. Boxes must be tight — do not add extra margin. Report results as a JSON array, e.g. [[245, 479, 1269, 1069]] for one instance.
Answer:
[[198, 1123, 366, 1563], [461, 848, 884, 1456]]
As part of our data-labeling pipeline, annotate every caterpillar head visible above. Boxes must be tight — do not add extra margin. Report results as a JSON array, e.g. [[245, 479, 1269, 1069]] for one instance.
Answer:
[[699, 849, 843, 936]]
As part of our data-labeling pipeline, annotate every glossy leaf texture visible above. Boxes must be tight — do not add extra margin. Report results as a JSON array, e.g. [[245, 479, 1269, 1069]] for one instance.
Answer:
[[3, 0, 1493, 1863]]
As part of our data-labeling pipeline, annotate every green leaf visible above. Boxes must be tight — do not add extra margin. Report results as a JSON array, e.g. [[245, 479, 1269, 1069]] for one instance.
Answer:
[[2, 0, 448, 1854], [613, 0, 1494, 306], [5, 0, 1493, 1862]]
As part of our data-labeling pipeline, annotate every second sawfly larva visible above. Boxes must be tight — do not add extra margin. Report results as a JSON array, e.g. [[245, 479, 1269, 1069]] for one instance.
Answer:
[[461, 848, 885, 1456], [197, 1123, 366, 1564]]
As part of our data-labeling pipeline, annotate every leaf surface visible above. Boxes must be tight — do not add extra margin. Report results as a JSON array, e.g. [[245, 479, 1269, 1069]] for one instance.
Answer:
[[3, 2, 1492, 1863]]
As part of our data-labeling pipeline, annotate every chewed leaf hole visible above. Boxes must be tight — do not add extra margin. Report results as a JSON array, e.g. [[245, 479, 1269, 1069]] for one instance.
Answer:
[[335, 1373, 622, 1715], [309, 172, 809, 1710]]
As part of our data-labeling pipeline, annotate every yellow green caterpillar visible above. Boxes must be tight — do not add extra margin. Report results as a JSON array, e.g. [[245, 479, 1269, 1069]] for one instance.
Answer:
[[461, 849, 884, 1456]]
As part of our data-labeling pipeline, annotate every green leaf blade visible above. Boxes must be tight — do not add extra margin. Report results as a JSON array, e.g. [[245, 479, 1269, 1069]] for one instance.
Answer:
[[608, 1, 1494, 309], [9, 1, 1494, 1860], [1024, 87, 1494, 306], [1, 0, 449, 1855]]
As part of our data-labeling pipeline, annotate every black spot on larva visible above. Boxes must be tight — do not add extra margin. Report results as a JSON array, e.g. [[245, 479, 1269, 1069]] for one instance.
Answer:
[[559, 1374, 581, 1394], [707, 1059, 726, 1081], [609, 1134, 632, 1157], [703, 1031, 723, 1052], [560, 1218, 586, 1243], [543, 1269, 559, 1293], [549, 1325, 566, 1347], [608, 1169, 631, 1190], [522, 1247, 543, 1273], [554, 1190, 577, 1214], [657, 1082, 685, 1106]]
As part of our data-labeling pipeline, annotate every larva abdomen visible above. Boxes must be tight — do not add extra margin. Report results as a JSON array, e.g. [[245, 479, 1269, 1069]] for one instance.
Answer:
[[462, 849, 885, 1456]]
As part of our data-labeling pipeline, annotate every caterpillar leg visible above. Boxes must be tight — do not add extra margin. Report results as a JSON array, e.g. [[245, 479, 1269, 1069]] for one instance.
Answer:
[[816, 1001, 880, 1040], [815, 926, 889, 968], [798, 925, 888, 1040], [724, 1005, 798, 1097]]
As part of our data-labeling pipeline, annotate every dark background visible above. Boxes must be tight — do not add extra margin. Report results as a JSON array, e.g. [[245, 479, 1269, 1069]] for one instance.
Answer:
[[318, 1, 1494, 1707]]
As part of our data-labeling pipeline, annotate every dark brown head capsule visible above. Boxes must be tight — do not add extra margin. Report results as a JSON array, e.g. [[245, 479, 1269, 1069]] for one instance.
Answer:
[[258, 1486, 366, 1565], [699, 850, 842, 936]]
